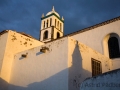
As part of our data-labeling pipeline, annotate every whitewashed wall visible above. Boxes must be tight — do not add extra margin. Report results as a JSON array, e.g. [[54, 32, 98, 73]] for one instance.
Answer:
[[70, 20, 120, 56], [9, 37, 69, 90], [70, 20, 120, 71], [9, 37, 112, 90], [0, 30, 44, 90], [68, 37, 111, 90], [0, 32, 8, 75]]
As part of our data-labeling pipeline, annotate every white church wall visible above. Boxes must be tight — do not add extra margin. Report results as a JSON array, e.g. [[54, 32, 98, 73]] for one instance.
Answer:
[[68, 37, 111, 90], [9, 37, 69, 90], [0, 32, 8, 76], [111, 59, 120, 70], [7, 36, 114, 90], [0, 30, 44, 86], [70, 20, 120, 71], [70, 20, 120, 56]]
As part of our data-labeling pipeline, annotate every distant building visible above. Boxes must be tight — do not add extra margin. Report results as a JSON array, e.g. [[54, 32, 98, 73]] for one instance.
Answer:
[[0, 6, 120, 90]]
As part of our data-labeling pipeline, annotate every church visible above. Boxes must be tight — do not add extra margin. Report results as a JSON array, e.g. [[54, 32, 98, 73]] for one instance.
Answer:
[[0, 6, 120, 90]]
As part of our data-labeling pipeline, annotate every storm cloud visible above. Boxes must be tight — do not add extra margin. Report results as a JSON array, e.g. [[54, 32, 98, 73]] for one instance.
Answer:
[[0, 0, 120, 39]]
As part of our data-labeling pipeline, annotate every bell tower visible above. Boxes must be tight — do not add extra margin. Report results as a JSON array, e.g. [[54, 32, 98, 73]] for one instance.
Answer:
[[40, 6, 64, 42]]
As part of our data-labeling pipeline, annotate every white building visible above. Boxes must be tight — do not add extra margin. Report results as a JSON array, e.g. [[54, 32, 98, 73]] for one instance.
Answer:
[[0, 6, 120, 90]]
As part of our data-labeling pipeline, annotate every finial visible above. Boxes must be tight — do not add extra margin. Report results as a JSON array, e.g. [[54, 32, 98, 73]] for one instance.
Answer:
[[62, 16, 64, 20], [41, 13, 44, 18], [52, 6, 55, 11]]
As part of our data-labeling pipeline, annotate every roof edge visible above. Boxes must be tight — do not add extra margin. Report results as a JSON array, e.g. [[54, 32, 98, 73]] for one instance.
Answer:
[[66, 16, 120, 37], [41, 13, 64, 23], [0, 30, 9, 36]]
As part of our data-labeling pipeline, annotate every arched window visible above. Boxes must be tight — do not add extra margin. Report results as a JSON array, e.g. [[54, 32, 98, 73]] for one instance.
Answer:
[[56, 32, 60, 38], [60, 23, 62, 30], [46, 20, 49, 27], [57, 21, 59, 29], [43, 21, 45, 28], [108, 37, 120, 58], [55, 19, 56, 27], [43, 31, 48, 40]]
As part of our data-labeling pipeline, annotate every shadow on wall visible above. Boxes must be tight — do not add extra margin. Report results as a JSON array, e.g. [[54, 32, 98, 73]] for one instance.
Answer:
[[0, 78, 8, 90], [9, 69, 69, 90], [6, 43, 91, 90], [68, 43, 91, 90]]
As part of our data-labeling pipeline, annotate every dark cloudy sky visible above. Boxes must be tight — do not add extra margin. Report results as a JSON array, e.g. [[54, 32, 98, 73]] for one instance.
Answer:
[[0, 0, 120, 39]]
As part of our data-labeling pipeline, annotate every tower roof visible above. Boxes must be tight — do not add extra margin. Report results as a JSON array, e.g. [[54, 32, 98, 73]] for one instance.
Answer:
[[46, 6, 60, 17]]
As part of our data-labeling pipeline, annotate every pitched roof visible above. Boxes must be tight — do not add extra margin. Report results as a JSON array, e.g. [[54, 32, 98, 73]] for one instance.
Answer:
[[66, 16, 120, 36], [18, 32, 34, 39], [0, 30, 37, 40]]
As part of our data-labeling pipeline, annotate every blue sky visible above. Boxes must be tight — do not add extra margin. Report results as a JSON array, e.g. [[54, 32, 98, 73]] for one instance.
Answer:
[[0, 0, 120, 39]]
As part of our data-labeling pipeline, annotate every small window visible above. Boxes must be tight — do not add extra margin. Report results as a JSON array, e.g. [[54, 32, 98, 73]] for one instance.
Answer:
[[43, 31, 48, 40], [108, 37, 120, 59], [56, 32, 60, 38], [55, 19, 56, 27], [60, 23, 62, 30], [57, 21, 59, 29], [91, 58, 102, 77], [46, 20, 49, 27], [43, 21, 45, 28]]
